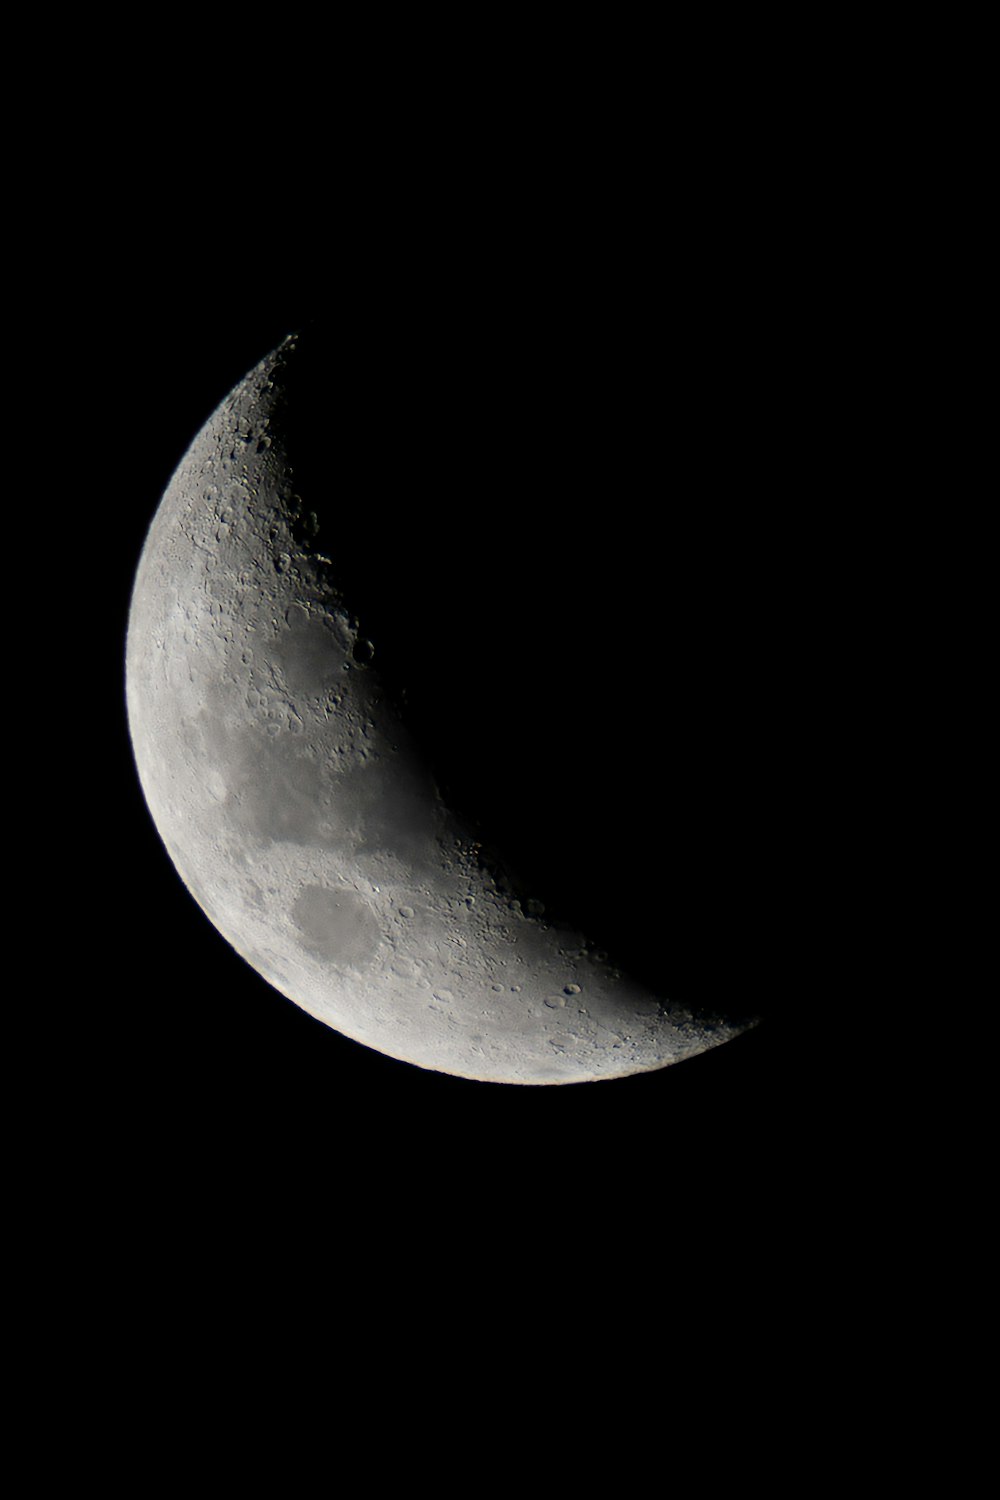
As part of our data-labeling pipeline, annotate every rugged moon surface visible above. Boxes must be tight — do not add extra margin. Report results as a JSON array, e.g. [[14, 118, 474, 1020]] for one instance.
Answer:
[[127, 332, 756, 1083]]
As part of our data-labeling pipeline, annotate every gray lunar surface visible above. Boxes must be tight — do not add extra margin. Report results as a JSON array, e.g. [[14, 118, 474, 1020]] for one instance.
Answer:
[[126, 335, 753, 1083]]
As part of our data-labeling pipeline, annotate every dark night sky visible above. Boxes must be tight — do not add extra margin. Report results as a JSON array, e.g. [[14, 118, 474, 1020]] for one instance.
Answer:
[[18, 55, 917, 1465], [24, 49, 908, 1422]]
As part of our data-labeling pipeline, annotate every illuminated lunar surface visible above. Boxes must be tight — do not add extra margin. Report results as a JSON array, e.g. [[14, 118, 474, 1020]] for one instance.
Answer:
[[126, 333, 755, 1082]]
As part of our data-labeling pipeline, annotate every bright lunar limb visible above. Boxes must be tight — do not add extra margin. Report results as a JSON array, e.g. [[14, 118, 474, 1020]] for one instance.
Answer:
[[126, 332, 756, 1083]]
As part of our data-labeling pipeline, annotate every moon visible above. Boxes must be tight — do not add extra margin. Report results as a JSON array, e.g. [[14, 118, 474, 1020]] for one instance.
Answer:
[[127, 330, 756, 1083]]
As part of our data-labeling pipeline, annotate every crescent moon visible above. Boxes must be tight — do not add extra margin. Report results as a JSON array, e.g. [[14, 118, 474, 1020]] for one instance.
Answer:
[[126, 331, 755, 1083]]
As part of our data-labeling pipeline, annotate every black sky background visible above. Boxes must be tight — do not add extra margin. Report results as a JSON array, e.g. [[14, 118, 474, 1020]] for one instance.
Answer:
[[8, 46, 939, 1476], [18, 40, 918, 1434], [90, 188, 849, 1271]]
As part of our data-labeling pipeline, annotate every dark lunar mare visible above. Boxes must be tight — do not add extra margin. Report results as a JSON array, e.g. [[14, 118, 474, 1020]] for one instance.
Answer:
[[264, 322, 793, 1029]]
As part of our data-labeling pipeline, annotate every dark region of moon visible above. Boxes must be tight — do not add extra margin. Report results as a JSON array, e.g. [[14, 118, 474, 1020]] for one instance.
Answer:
[[272, 320, 781, 1016]]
